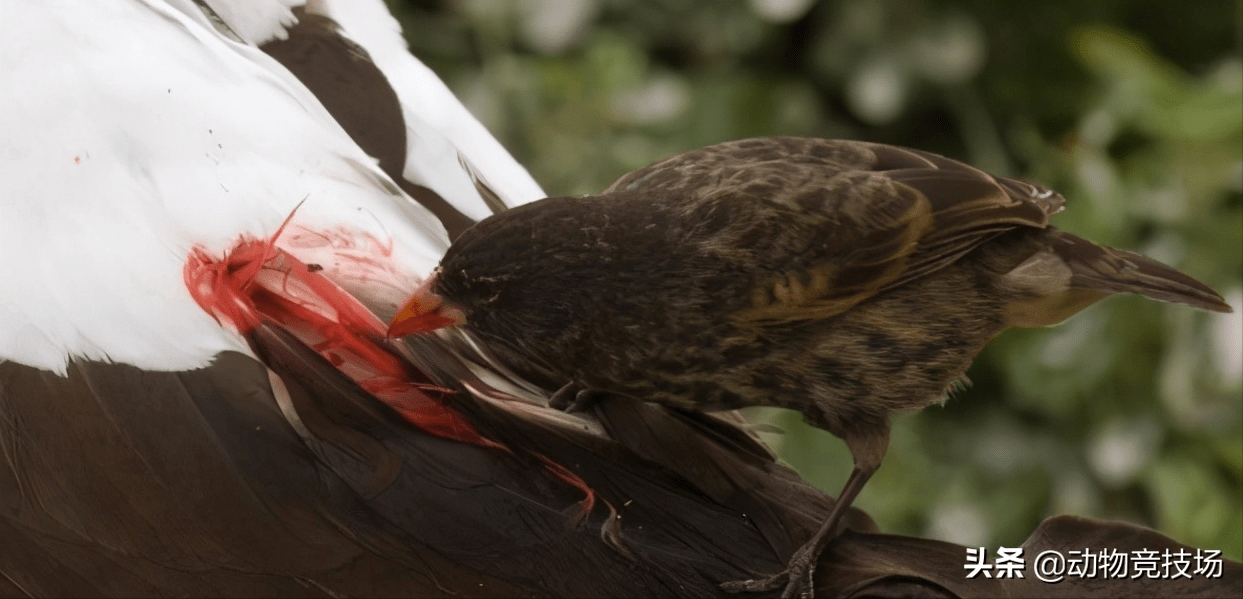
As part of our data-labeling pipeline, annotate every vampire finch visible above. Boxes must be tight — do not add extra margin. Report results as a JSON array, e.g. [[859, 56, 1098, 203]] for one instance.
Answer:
[[389, 137, 1232, 598]]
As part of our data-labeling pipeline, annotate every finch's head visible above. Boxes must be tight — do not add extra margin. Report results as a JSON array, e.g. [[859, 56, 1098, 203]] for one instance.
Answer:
[[386, 195, 627, 342], [386, 205, 537, 339]]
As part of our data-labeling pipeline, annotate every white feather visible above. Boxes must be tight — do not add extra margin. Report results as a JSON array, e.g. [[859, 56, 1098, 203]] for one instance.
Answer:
[[0, 0, 490, 374], [198, 0, 302, 45], [312, 0, 547, 213]]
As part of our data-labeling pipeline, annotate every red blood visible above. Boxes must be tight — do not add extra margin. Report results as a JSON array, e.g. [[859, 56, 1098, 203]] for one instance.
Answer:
[[183, 213, 594, 514]]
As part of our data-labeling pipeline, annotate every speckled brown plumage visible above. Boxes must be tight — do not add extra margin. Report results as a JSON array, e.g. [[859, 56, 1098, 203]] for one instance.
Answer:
[[408, 137, 1231, 598]]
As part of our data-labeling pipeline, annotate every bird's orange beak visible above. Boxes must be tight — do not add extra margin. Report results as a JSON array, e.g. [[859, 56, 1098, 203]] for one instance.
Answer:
[[386, 275, 466, 338]]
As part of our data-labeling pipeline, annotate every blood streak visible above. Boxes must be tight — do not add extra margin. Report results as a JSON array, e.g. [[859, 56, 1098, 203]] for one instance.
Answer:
[[183, 211, 594, 513]]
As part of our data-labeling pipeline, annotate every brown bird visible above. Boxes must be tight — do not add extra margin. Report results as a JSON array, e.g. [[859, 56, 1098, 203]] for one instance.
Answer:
[[388, 136, 1233, 598]]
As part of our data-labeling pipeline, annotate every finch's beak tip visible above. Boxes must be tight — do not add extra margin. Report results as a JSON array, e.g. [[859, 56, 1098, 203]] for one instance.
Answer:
[[386, 293, 465, 338]]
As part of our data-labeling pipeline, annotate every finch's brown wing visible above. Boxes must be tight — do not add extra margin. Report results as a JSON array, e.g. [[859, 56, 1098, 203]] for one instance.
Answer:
[[610, 137, 1063, 325], [866, 142, 1063, 287]]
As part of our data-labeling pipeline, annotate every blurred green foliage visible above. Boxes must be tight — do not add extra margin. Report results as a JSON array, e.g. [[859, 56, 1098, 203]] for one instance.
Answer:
[[387, 0, 1242, 560]]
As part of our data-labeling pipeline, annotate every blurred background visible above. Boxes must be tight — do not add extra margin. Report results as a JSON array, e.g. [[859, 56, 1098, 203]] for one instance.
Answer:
[[385, 0, 1242, 560]]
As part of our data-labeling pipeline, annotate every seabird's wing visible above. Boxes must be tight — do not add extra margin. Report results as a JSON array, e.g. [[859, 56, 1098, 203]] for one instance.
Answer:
[[0, 3, 835, 596]]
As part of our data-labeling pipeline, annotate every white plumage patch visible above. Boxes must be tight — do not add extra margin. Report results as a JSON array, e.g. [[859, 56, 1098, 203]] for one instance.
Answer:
[[317, 0, 547, 217], [0, 0, 539, 374], [196, 0, 301, 45]]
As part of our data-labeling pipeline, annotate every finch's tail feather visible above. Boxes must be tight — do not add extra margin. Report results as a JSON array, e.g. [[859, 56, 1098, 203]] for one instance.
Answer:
[[998, 228, 1231, 328], [1049, 230, 1232, 314]]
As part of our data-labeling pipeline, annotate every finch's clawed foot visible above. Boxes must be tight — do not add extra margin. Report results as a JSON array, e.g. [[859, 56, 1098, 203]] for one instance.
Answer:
[[721, 544, 818, 599]]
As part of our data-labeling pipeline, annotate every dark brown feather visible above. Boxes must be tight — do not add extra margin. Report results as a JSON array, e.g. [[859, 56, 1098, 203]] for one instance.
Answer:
[[11, 343, 1237, 598], [260, 11, 478, 240], [1, 350, 799, 597]]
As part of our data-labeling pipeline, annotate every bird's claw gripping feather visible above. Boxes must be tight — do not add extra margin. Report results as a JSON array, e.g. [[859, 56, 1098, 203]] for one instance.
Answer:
[[721, 543, 819, 598]]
